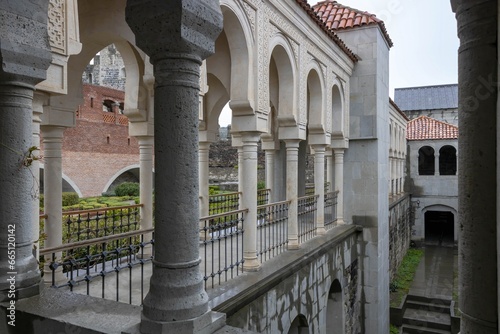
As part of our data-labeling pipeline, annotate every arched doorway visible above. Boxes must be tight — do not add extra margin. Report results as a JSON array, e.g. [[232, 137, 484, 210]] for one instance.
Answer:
[[425, 210, 454, 246], [288, 314, 310, 334], [326, 279, 344, 333]]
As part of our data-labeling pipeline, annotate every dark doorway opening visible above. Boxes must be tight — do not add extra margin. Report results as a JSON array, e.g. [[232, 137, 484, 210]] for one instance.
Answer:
[[425, 211, 454, 246]]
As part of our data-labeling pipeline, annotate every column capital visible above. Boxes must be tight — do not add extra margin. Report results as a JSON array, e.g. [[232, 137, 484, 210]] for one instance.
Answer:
[[125, 0, 223, 63], [0, 1, 52, 86], [311, 144, 327, 153], [284, 139, 301, 149]]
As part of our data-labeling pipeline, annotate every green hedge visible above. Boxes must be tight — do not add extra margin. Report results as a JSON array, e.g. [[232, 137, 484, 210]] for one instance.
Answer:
[[114, 182, 140, 196], [62, 192, 79, 206]]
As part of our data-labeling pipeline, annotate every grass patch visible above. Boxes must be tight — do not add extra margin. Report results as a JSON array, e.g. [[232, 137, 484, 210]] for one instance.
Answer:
[[390, 324, 400, 334], [390, 248, 424, 307]]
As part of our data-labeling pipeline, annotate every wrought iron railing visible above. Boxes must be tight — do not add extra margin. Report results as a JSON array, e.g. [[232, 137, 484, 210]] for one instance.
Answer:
[[257, 188, 271, 206], [208, 192, 240, 215], [40, 228, 154, 305], [297, 194, 319, 243], [199, 209, 247, 289], [324, 191, 339, 230], [257, 200, 289, 263], [62, 204, 142, 243]]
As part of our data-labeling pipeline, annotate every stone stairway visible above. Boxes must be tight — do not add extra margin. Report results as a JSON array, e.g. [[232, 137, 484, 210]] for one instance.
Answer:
[[401, 295, 452, 334]]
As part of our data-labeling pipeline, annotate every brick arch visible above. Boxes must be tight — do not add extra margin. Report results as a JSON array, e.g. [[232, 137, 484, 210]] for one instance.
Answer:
[[102, 164, 140, 194]]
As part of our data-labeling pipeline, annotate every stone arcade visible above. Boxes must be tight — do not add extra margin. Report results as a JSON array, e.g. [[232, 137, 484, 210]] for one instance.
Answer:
[[0, 0, 497, 334]]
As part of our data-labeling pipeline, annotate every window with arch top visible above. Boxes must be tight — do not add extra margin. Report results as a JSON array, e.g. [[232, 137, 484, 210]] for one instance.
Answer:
[[418, 146, 435, 175], [439, 145, 457, 175]]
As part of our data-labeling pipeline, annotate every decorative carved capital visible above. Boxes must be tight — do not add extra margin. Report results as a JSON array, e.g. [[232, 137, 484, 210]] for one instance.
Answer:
[[0, 1, 52, 85], [125, 0, 223, 63]]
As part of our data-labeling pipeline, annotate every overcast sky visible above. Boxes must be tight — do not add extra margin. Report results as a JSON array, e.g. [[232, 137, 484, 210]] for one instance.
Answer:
[[218, 0, 459, 126]]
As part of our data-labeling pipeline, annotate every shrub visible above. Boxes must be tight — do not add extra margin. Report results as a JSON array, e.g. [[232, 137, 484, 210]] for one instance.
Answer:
[[257, 181, 266, 190], [114, 182, 140, 197], [62, 192, 79, 206], [209, 185, 220, 195]]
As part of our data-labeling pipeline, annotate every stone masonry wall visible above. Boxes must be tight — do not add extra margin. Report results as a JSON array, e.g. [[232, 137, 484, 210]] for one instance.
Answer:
[[226, 232, 361, 334], [388, 195, 413, 281]]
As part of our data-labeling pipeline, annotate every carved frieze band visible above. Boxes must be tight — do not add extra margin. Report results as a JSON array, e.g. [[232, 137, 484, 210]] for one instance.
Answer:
[[48, 0, 66, 55]]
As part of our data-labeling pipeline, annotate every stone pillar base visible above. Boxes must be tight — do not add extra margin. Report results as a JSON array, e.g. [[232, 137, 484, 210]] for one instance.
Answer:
[[316, 226, 326, 236], [243, 256, 260, 272], [336, 219, 345, 225], [140, 310, 225, 334], [287, 239, 300, 250]]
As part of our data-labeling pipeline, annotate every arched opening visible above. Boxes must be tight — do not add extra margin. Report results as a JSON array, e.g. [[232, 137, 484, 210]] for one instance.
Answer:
[[288, 314, 310, 334], [326, 279, 344, 333], [425, 211, 454, 246], [439, 145, 457, 175], [418, 146, 435, 175], [331, 84, 343, 136], [104, 167, 140, 195]]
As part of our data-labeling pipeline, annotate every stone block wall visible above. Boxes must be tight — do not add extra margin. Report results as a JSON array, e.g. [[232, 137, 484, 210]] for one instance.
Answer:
[[225, 232, 361, 334], [388, 195, 412, 280]]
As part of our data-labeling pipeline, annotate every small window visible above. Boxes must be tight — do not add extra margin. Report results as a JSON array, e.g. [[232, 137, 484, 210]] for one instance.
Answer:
[[439, 146, 457, 175], [418, 146, 435, 175], [90, 97, 94, 108], [103, 99, 115, 112]]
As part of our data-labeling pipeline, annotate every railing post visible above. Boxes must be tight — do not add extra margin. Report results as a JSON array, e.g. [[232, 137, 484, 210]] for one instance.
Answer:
[[285, 139, 301, 249]]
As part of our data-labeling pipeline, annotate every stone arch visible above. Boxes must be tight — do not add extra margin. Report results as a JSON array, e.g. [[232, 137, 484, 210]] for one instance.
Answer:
[[306, 64, 326, 133], [331, 82, 344, 137], [216, 1, 254, 107], [288, 314, 310, 334], [418, 145, 435, 175], [102, 164, 141, 194], [269, 34, 297, 124], [39, 165, 83, 198], [438, 145, 457, 175], [326, 279, 344, 333], [205, 74, 230, 134], [61, 0, 148, 121], [422, 204, 458, 244]]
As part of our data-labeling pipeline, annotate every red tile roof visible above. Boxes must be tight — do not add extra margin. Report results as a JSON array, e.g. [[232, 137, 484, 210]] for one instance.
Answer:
[[295, 0, 359, 62], [311, 1, 393, 47], [407, 116, 458, 140]]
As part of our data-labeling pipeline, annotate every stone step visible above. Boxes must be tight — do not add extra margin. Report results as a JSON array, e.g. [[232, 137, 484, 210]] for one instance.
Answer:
[[406, 294, 452, 307], [403, 308, 451, 331], [405, 299, 450, 313], [402, 324, 451, 334]]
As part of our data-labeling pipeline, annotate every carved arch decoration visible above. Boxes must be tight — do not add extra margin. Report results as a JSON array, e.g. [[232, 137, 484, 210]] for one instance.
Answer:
[[304, 60, 327, 133], [268, 33, 298, 131]]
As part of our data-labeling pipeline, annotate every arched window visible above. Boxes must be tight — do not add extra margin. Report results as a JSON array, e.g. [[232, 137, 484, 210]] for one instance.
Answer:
[[418, 146, 435, 175], [439, 146, 457, 175]]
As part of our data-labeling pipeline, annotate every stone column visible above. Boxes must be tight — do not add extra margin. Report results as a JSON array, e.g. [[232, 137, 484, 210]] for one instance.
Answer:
[[240, 132, 261, 271], [41, 126, 66, 281], [435, 152, 440, 175], [0, 0, 51, 302], [198, 141, 211, 218], [453, 0, 498, 333], [126, 2, 223, 332], [32, 93, 46, 261], [285, 140, 301, 249], [138, 136, 154, 255], [265, 149, 275, 200], [312, 145, 326, 235], [334, 149, 345, 224], [326, 149, 333, 192]]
